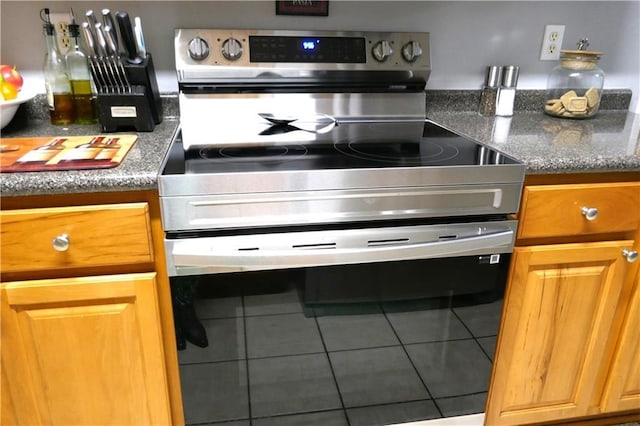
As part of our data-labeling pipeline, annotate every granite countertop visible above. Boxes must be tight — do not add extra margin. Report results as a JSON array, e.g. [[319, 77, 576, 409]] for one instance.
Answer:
[[1, 92, 639, 198], [426, 89, 640, 175], [427, 109, 640, 174], [0, 97, 179, 197]]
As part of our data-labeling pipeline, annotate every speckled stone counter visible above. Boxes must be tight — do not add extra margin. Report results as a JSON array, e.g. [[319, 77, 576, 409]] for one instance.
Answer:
[[425, 89, 640, 174], [2, 91, 638, 198], [427, 109, 640, 174], [0, 102, 179, 197]]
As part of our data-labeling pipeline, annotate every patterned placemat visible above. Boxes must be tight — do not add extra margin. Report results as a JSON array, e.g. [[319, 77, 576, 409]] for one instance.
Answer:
[[0, 135, 137, 173]]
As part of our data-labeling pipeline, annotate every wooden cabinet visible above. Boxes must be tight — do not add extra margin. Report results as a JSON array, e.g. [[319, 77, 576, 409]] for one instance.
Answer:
[[0, 192, 183, 425], [601, 270, 640, 412], [1, 203, 154, 274], [1, 274, 170, 425], [486, 178, 640, 425]]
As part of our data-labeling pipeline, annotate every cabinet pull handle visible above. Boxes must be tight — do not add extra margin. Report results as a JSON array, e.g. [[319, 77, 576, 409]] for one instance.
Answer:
[[581, 206, 598, 221], [622, 249, 638, 263], [52, 234, 70, 252]]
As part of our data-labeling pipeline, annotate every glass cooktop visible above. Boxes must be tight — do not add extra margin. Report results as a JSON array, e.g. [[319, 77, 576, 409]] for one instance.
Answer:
[[162, 120, 520, 176]]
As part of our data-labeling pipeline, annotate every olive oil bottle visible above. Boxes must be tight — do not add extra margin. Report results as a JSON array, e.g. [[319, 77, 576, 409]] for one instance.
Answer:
[[41, 8, 75, 125], [65, 10, 96, 124]]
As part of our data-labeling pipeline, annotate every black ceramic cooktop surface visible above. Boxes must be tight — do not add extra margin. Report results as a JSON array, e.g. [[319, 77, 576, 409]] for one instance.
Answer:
[[163, 120, 519, 175]]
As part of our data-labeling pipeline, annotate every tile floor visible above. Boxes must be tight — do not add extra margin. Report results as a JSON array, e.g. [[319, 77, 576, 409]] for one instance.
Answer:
[[177, 278, 502, 426]]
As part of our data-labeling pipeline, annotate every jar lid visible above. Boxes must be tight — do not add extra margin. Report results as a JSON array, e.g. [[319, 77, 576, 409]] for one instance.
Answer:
[[560, 48, 603, 70], [560, 49, 603, 58]]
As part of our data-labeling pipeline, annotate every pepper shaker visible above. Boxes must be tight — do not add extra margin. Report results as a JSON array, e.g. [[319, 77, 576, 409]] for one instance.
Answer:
[[478, 66, 502, 116]]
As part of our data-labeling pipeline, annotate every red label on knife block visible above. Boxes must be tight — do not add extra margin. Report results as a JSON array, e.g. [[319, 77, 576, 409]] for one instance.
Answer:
[[0, 135, 137, 173]]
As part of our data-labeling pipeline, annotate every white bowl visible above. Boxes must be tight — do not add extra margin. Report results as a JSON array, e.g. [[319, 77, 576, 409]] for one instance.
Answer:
[[1, 89, 36, 129]]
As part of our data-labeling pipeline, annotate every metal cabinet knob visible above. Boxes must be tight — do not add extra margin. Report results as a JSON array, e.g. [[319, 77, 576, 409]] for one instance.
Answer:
[[581, 206, 598, 221], [622, 249, 638, 263], [52, 234, 70, 252]]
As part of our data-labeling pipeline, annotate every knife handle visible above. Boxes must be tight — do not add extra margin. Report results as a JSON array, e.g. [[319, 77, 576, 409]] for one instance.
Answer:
[[115, 11, 142, 64], [81, 22, 98, 56], [93, 22, 108, 57], [102, 9, 119, 52], [104, 25, 119, 56]]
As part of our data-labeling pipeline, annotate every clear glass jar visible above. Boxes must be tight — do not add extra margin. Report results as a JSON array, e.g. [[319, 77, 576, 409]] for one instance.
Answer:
[[544, 48, 604, 119]]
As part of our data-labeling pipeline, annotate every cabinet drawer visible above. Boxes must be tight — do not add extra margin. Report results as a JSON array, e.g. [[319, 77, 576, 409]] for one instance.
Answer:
[[518, 182, 640, 239], [1, 203, 153, 274]]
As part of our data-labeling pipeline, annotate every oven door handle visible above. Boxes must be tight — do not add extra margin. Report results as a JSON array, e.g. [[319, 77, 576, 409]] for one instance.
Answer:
[[170, 228, 514, 274]]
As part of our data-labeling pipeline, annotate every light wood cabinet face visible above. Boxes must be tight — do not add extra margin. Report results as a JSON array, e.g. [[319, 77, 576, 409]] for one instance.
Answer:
[[517, 183, 640, 240], [0, 203, 154, 275], [486, 241, 634, 425], [1, 273, 171, 425], [601, 272, 640, 412]]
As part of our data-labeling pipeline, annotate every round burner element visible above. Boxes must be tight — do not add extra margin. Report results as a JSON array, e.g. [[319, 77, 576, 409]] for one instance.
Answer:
[[335, 139, 460, 164], [199, 145, 308, 160]]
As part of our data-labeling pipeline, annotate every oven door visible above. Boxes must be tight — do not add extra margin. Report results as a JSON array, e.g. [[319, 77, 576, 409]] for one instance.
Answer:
[[172, 219, 517, 425]]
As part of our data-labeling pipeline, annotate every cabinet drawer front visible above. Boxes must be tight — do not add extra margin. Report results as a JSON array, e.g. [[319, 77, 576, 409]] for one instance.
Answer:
[[518, 182, 640, 239], [1, 203, 153, 274]]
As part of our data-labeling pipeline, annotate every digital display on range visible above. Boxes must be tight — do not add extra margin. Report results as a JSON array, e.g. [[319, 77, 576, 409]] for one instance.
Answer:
[[302, 39, 319, 51], [249, 36, 366, 63]]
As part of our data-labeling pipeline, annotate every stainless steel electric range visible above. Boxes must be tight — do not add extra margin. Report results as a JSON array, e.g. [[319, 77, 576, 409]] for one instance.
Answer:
[[159, 29, 525, 426]]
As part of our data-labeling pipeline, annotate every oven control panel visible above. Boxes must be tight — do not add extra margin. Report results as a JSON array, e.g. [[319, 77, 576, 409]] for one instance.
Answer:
[[175, 29, 430, 84]]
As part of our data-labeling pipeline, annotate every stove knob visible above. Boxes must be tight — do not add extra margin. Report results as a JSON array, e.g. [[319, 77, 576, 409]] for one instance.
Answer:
[[188, 37, 210, 61], [222, 38, 243, 61], [371, 40, 393, 62], [402, 41, 423, 62]]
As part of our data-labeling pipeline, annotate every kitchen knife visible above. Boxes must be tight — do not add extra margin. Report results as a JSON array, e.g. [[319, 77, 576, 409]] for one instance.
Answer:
[[93, 22, 108, 57], [133, 16, 147, 59], [93, 22, 119, 92], [115, 11, 143, 64], [85, 10, 99, 39], [103, 25, 118, 55], [81, 21, 98, 56], [104, 24, 131, 92], [101, 9, 118, 49], [81, 22, 106, 93]]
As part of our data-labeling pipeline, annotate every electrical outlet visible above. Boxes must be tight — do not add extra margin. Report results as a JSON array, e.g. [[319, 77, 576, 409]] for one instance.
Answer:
[[540, 24, 565, 61], [49, 12, 72, 54]]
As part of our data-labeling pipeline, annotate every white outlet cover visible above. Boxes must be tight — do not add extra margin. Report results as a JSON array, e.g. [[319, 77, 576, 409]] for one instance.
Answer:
[[540, 24, 565, 61], [49, 12, 72, 54]]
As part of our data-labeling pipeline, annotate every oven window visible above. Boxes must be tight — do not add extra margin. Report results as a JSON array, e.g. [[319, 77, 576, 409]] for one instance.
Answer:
[[172, 255, 508, 425]]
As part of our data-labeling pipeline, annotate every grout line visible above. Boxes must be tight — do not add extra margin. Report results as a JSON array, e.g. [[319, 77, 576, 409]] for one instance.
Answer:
[[312, 308, 352, 426], [449, 307, 496, 363], [381, 302, 443, 418], [241, 294, 254, 426]]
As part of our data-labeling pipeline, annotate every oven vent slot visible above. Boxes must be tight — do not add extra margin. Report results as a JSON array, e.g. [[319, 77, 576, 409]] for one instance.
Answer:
[[292, 243, 337, 250], [438, 235, 458, 241], [368, 238, 410, 247]]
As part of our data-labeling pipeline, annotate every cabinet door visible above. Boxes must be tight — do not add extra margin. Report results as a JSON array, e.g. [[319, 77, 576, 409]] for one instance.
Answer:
[[600, 269, 640, 413], [485, 241, 633, 426], [1, 273, 171, 425]]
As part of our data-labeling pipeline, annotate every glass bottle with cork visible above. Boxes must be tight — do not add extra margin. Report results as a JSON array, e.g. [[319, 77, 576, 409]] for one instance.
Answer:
[[40, 8, 74, 125], [65, 9, 97, 124], [544, 38, 604, 118]]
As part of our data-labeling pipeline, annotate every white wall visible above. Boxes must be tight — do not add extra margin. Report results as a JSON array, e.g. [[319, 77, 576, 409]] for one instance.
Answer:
[[2, 1, 639, 112]]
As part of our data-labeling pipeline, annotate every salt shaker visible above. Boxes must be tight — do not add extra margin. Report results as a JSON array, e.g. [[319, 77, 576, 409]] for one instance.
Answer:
[[496, 66, 519, 117]]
